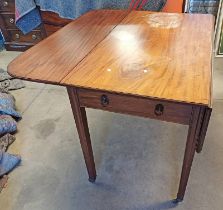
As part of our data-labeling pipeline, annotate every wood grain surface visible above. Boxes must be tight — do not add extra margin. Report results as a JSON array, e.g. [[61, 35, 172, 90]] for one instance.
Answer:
[[62, 11, 214, 106], [8, 10, 214, 106], [8, 10, 129, 83]]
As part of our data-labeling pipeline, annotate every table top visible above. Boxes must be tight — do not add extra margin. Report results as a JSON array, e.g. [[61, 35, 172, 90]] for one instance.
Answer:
[[8, 10, 214, 107]]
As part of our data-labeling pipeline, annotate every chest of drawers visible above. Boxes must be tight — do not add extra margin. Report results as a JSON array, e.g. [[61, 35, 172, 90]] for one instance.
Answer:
[[0, 0, 46, 51], [0, 0, 71, 51]]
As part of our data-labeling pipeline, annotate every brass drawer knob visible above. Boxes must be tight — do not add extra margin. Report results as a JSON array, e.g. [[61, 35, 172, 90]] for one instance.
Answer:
[[32, 34, 37, 40], [15, 33, 20, 39], [9, 18, 14, 24], [101, 94, 109, 106], [154, 104, 164, 116], [3, 1, 8, 7]]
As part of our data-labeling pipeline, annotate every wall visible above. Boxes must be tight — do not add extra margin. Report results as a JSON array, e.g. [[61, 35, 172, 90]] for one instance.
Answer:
[[163, 0, 184, 13]]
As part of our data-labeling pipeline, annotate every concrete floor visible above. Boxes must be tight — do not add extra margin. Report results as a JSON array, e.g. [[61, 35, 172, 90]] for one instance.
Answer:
[[0, 50, 223, 210]]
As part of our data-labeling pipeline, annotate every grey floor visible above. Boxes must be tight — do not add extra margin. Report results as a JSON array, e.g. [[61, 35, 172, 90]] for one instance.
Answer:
[[0, 50, 223, 210]]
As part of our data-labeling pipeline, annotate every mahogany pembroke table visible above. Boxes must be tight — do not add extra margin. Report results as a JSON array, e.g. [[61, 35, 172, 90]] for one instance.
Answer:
[[7, 10, 214, 202]]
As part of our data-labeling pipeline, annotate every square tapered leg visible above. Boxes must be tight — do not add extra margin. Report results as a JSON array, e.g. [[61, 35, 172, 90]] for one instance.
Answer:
[[176, 106, 204, 202], [67, 87, 96, 182]]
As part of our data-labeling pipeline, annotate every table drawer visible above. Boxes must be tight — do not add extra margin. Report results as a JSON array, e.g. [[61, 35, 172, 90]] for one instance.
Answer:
[[77, 89, 193, 125], [8, 30, 43, 43], [0, 0, 14, 12]]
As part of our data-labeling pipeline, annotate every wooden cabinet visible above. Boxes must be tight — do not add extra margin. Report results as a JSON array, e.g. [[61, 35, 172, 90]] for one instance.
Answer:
[[0, 0, 45, 51], [0, 0, 15, 12], [0, 1, 71, 51]]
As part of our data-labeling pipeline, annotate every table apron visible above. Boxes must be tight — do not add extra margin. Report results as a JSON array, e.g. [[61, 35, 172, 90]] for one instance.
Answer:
[[77, 88, 193, 125]]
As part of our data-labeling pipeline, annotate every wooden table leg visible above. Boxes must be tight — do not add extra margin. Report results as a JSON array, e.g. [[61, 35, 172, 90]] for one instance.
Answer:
[[196, 107, 212, 153], [67, 87, 97, 182], [175, 106, 204, 202]]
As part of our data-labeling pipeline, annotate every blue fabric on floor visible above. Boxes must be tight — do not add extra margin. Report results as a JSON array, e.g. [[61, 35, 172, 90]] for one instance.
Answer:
[[0, 115, 17, 135], [0, 92, 21, 119], [0, 150, 21, 177]]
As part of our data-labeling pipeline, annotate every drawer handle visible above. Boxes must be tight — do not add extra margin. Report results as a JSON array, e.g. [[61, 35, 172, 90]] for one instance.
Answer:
[[9, 18, 14, 24], [32, 34, 37, 40], [15, 34, 20, 39], [9, 45, 27, 48], [9, 18, 15, 23], [3, 1, 8, 7], [154, 104, 164, 116], [101, 95, 109, 107], [15, 33, 20, 39]]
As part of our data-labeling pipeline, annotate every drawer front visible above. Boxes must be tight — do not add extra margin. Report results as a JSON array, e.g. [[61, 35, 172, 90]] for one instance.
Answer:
[[8, 30, 43, 43], [1, 13, 41, 30], [77, 88, 193, 125], [0, 13, 15, 29], [0, 0, 14, 12], [4, 42, 34, 51]]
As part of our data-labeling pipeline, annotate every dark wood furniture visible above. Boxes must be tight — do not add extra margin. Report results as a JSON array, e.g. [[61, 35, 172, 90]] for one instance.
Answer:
[[0, 0, 71, 51], [7, 10, 214, 202], [41, 11, 71, 37], [0, 0, 45, 51]]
